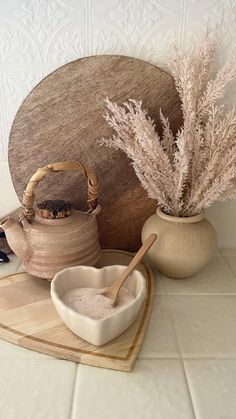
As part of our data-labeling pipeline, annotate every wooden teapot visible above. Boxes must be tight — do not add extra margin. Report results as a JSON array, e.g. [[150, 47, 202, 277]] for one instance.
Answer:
[[1, 161, 101, 280]]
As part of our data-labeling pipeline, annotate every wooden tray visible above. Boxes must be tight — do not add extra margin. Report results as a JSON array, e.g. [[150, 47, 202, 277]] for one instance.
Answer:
[[9, 55, 182, 251], [0, 250, 154, 372]]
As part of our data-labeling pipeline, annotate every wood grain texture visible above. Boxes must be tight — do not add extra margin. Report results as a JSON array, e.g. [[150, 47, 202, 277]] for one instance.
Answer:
[[9, 55, 182, 251], [0, 250, 154, 372]]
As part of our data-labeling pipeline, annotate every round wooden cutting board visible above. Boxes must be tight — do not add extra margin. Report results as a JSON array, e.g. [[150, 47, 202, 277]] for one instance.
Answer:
[[9, 55, 182, 251]]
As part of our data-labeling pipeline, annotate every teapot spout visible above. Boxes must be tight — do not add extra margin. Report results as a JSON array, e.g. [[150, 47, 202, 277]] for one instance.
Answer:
[[0, 217, 32, 263]]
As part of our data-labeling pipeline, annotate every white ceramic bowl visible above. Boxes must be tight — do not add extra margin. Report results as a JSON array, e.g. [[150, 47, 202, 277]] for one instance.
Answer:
[[50, 265, 147, 346]]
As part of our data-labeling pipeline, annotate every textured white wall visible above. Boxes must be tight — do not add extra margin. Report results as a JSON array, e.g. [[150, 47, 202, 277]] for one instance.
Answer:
[[0, 0, 236, 246]]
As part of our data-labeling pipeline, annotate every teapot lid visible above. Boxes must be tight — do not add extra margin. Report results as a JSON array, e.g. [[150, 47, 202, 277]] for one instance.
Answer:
[[36, 200, 72, 219]]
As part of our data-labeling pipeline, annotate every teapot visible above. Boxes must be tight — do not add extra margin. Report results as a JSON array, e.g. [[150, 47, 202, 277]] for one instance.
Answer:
[[1, 161, 101, 280]]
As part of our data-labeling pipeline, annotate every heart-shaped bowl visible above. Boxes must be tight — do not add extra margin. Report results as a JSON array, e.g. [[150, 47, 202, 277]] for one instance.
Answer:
[[50, 265, 147, 346]]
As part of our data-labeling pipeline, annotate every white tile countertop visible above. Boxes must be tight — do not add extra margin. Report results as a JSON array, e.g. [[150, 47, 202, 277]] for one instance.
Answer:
[[0, 249, 236, 419]]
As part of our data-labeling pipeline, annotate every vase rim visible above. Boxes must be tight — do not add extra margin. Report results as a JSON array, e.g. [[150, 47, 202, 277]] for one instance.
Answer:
[[156, 207, 204, 223]]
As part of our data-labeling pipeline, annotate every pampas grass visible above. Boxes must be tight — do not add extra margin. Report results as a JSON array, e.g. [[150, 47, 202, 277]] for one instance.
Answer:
[[99, 30, 236, 217]]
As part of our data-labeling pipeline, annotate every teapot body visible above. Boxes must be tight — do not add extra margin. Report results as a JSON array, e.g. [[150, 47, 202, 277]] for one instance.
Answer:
[[24, 210, 101, 280]]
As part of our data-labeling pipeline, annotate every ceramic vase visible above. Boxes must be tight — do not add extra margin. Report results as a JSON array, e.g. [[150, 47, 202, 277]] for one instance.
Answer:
[[141, 207, 217, 279]]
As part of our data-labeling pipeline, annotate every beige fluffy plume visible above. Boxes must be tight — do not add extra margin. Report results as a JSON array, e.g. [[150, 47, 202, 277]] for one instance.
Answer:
[[99, 30, 236, 216]]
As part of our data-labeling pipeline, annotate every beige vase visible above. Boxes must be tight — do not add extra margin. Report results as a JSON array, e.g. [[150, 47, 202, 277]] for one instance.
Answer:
[[141, 207, 217, 279]]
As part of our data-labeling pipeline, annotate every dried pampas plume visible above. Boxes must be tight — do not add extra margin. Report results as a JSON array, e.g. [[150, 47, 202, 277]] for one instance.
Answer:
[[99, 30, 236, 217]]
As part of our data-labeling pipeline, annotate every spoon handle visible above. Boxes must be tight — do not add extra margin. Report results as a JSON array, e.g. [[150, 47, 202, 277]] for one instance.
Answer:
[[105, 234, 157, 302]]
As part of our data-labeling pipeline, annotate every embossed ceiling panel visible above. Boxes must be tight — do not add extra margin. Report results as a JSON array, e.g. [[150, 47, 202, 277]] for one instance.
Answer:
[[0, 0, 236, 159]]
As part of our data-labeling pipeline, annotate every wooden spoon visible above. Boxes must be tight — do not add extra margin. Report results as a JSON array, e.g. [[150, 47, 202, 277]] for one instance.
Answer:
[[101, 234, 157, 306]]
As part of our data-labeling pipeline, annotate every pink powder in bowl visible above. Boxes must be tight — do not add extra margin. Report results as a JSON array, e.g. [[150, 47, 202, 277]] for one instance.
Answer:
[[62, 287, 135, 320]]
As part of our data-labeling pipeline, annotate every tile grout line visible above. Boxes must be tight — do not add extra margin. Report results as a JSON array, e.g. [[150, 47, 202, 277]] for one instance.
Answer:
[[178, 0, 187, 51], [138, 354, 236, 360], [218, 252, 236, 278], [220, 254, 236, 279], [86, 0, 92, 55], [219, 249, 236, 257], [165, 295, 197, 419], [156, 293, 236, 296], [182, 355, 236, 360], [181, 359, 199, 419], [69, 364, 79, 419], [0, 63, 9, 156]]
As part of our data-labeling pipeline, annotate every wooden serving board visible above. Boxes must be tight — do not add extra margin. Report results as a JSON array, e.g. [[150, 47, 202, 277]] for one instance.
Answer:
[[9, 55, 182, 251], [0, 250, 154, 372]]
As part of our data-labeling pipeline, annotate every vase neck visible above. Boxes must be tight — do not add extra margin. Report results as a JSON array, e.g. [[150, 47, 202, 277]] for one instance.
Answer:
[[156, 208, 204, 223]]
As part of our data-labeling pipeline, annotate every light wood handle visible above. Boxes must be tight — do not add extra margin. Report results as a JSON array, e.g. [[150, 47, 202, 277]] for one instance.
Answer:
[[22, 161, 99, 221], [103, 234, 157, 304]]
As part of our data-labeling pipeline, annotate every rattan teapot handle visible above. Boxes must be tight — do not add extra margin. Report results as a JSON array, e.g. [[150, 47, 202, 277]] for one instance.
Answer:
[[21, 161, 100, 221]]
